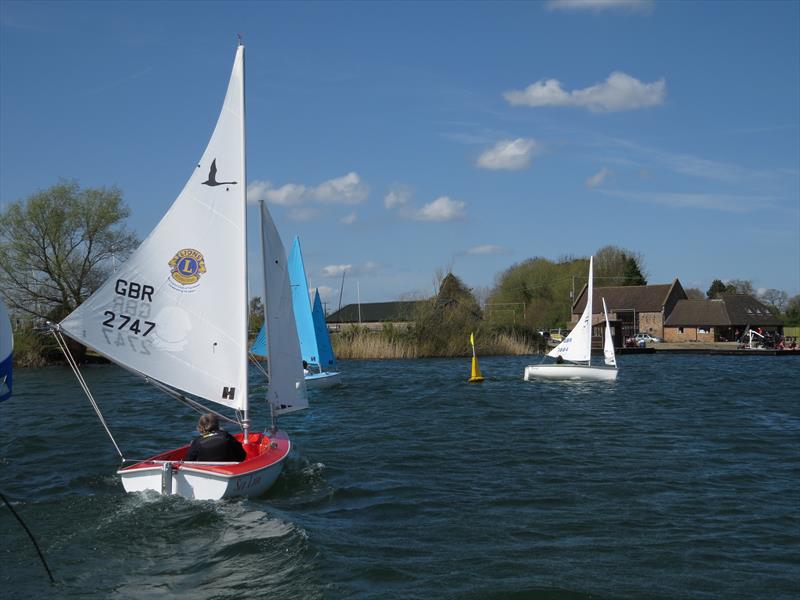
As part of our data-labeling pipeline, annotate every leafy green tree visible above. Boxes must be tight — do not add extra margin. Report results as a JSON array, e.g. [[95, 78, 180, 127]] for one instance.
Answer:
[[411, 272, 483, 355], [248, 296, 264, 338], [488, 256, 585, 330], [707, 279, 727, 298], [622, 255, 647, 285], [594, 245, 647, 286], [785, 294, 800, 326], [725, 279, 754, 296], [0, 181, 138, 321]]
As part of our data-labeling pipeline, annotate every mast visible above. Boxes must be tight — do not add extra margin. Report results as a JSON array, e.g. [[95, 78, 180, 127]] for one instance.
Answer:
[[238, 39, 250, 438], [587, 256, 593, 367]]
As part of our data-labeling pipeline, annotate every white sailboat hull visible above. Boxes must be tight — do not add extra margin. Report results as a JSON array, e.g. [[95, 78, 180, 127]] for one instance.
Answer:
[[118, 431, 291, 500], [305, 371, 342, 388], [524, 363, 618, 381]]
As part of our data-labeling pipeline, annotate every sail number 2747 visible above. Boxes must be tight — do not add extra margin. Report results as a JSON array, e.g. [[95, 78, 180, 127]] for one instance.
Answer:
[[102, 311, 156, 336]]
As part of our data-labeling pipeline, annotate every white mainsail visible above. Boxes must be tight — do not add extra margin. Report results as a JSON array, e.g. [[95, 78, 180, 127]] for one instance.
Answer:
[[60, 46, 248, 411], [259, 201, 308, 415], [602, 297, 617, 367], [548, 256, 594, 364]]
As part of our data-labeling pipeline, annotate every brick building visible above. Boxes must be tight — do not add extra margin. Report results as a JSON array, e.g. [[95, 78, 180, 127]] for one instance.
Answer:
[[571, 280, 687, 339], [663, 295, 782, 342]]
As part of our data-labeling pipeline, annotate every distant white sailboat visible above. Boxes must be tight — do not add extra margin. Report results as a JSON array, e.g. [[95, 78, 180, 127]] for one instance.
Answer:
[[523, 256, 618, 381], [54, 42, 309, 500]]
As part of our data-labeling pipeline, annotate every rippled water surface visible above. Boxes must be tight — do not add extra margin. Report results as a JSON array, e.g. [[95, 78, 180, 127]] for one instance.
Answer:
[[2, 354, 798, 599]]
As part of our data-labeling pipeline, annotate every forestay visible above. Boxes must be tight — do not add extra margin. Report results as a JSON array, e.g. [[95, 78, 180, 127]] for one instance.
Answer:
[[548, 256, 594, 364], [259, 201, 309, 415], [59, 46, 248, 411]]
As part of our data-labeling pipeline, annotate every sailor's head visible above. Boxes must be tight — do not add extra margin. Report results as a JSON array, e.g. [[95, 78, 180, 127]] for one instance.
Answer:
[[198, 413, 219, 434]]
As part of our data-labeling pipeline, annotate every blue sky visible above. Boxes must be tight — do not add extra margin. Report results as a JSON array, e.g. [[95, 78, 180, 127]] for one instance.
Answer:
[[1, 0, 798, 309]]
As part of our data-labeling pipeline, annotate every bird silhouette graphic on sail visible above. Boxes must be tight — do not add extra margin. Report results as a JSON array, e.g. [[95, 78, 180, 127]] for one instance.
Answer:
[[201, 159, 237, 187]]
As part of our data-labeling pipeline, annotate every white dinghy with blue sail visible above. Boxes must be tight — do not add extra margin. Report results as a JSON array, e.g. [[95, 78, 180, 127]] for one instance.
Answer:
[[523, 256, 618, 382], [53, 42, 309, 500], [251, 236, 341, 388]]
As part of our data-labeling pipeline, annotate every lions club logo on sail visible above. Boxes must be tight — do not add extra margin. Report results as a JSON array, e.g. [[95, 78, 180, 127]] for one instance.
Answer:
[[169, 248, 207, 291]]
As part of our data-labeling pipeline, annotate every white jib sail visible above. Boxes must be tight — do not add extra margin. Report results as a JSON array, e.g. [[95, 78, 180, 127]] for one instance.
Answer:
[[60, 46, 248, 411], [548, 256, 594, 364], [602, 297, 617, 367], [259, 200, 309, 415]]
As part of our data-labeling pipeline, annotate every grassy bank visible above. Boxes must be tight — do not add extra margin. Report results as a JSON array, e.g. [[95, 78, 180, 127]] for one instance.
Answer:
[[332, 328, 536, 360]]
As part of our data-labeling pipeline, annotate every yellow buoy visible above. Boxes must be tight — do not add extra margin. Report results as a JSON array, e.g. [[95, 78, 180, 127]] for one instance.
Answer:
[[468, 332, 485, 383]]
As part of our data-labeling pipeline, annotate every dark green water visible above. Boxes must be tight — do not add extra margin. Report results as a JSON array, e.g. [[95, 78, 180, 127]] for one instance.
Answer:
[[1, 354, 798, 599]]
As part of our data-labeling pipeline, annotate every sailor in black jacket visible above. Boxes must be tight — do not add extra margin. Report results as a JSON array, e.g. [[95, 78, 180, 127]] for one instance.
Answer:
[[186, 413, 246, 462]]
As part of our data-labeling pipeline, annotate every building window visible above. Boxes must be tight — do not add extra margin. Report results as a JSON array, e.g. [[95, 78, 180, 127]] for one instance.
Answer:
[[699, 326, 709, 334], [678, 327, 684, 334]]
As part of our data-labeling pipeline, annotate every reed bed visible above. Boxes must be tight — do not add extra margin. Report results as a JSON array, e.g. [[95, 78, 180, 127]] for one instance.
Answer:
[[332, 332, 418, 360], [332, 330, 534, 359]]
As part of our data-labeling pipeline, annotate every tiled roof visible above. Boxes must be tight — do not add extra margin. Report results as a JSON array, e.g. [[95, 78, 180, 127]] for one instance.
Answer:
[[573, 281, 679, 314], [664, 295, 782, 327], [326, 301, 423, 323]]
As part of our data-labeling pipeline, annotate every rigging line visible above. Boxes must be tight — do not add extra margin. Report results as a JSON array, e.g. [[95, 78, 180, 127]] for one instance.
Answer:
[[52, 331, 124, 458], [249, 352, 269, 379], [0, 490, 56, 585], [146, 378, 240, 426]]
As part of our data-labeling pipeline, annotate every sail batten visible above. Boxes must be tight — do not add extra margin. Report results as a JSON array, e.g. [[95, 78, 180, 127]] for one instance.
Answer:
[[59, 46, 248, 411]]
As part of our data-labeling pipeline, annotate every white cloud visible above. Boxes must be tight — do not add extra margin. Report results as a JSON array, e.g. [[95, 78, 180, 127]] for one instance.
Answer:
[[477, 138, 539, 171], [545, 0, 654, 12], [586, 167, 613, 188], [504, 71, 665, 112], [322, 264, 352, 277], [414, 196, 466, 222], [247, 180, 307, 206], [246, 181, 271, 204], [384, 185, 412, 209], [268, 183, 307, 206], [340, 212, 357, 225], [248, 172, 369, 207], [467, 244, 504, 255], [313, 172, 369, 204], [315, 285, 336, 299]]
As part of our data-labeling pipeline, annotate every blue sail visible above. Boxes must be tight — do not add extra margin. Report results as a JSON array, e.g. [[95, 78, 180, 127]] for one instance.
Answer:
[[0, 299, 12, 402], [251, 237, 336, 373], [250, 322, 267, 356], [312, 288, 336, 369], [288, 236, 321, 367]]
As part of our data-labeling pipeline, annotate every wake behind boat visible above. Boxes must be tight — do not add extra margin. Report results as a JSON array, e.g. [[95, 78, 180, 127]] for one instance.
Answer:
[[53, 42, 309, 500], [524, 256, 618, 382]]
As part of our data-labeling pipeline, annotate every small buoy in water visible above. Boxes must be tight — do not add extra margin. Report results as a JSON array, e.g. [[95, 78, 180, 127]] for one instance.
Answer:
[[468, 332, 485, 383]]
